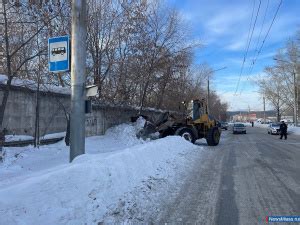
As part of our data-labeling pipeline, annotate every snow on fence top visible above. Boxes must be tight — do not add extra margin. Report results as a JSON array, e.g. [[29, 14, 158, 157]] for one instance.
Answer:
[[0, 74, 71, 95]]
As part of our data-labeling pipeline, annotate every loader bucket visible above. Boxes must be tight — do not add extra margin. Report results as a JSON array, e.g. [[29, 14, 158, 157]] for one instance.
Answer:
[[136, 121, 157, 140]]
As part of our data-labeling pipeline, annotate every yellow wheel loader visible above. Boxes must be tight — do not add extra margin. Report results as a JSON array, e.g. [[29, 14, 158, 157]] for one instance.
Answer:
[[138, 99, 221, 146]]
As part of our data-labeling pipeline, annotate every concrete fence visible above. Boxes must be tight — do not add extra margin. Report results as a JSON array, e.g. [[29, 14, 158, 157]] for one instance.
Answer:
[[0, 84, 166, 138]]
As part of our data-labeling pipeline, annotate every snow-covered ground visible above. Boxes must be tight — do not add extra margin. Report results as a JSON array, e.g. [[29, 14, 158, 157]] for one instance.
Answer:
[[0, 118, 202, 225], [289, 126, 300, 135], [254, 122, 300, 135], [228, 121, 300, 135]]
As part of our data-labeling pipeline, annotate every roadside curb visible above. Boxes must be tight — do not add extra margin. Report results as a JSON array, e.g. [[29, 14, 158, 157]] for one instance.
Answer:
[[4, 137, 64, 147]]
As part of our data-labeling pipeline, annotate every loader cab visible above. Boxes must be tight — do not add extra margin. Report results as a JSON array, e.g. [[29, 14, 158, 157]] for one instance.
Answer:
[[187, 99, 206, 121]]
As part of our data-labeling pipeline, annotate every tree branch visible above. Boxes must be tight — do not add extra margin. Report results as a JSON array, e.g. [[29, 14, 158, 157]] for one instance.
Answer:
[[9, 25, 46, 59], [14, 47, 47, 73]]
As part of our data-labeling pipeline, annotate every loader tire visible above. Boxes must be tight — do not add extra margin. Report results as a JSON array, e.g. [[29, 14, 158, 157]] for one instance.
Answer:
[[175, 127, 196, 144], [206, 127, 220, 146], [159, 128, 174, 138]]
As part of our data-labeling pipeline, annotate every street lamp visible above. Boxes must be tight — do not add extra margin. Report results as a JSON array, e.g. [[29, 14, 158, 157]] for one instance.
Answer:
[[207, 66, 227, 114], [274, 58, 298, 126]]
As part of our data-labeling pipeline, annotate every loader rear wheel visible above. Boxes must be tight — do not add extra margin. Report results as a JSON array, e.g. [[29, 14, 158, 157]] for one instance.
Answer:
[[175, 127, 196, 144], [159, 128, 174, 138], [206, 127, 220, 146]]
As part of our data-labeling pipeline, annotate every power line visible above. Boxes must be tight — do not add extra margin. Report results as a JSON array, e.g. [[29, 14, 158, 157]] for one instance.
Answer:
[[248, 0, 283, 74], [256, 0, 283, 58], [239, 0, 282, 96], [235, 0, 261, 95], [245, 0, 256, 58], [233, 0, 256, 96], [249, 0, 270, 73]]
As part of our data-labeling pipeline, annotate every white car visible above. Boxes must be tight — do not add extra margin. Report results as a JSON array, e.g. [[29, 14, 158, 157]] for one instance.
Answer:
[[233, 123, 246, 134], [267, 123, 281, 135]]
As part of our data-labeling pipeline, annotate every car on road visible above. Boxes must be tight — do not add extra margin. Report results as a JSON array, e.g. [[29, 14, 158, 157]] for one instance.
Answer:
[[220, 122, 229, 130], [233, 123, 246, 134], [267, 123, 281, 135]]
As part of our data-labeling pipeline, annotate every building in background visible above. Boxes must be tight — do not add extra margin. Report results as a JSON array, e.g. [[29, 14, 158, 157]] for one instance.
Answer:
[[232, 112, 257, 122]]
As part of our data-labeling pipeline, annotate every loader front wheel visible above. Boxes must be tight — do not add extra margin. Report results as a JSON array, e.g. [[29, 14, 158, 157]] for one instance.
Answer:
[[175, 127, 196, 144], [206, 127, 220, 146]]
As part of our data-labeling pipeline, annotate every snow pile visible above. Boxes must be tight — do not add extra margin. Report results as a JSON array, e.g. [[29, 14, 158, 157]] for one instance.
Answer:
[[0, 119, 147, 187], [288, 126, 300, 135], [86, 117, 146, 154], [0, 118, 203, 224], [0, 136, 198, 225], [0, 141, 69, 189], [105, 117, 146, 146]]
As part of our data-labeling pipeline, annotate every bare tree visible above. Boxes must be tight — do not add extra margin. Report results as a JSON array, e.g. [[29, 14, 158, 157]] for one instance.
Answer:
[[87, 0, 118, 94], [257, 32, 300, 121], [257, 67, 287, 122], [0, 0, 70, 154]]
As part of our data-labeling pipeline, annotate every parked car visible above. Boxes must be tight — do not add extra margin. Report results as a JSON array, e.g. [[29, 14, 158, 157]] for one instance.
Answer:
[[267, 123, 281, 135], [233, 123, 246, 134], [220, 122, 229, 130]]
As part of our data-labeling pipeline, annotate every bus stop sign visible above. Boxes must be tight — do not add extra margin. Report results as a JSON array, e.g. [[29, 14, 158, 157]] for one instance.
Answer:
[[48, 35, 70, 73]]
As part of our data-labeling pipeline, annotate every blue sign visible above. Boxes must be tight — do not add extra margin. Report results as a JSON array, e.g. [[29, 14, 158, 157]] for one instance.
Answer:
[[48, 35, 70, 73]]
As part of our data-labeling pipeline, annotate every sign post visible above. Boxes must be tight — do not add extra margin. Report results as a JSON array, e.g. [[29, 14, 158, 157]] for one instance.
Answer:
[[48, 36, 70, 73]]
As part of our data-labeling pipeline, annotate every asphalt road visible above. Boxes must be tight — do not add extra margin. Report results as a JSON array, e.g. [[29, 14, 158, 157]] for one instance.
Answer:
[[156, 126, 300, 225]]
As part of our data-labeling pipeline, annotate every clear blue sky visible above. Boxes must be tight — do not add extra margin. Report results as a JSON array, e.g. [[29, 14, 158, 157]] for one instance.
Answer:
[[166, 0, 300, 111]]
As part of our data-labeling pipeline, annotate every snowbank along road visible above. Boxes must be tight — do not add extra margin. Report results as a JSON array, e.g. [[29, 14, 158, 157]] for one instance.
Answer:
[[0, 122, 299, 224]]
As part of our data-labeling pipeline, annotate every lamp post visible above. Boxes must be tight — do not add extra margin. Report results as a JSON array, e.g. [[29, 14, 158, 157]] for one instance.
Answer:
[[207, 66, 227, 114], [274, 58, 298, 126]]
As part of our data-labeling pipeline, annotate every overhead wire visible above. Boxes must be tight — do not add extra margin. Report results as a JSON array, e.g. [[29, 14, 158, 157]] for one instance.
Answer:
[[240, 0, 269, 95], [239, 0, 269, 95], [240, 0, 282, 94], [239, 0, 282, 95], [233, 0, 256, 96], [234, 0, 261, 95], [250, 0, 270, 72], [255, 0, 283, 61]]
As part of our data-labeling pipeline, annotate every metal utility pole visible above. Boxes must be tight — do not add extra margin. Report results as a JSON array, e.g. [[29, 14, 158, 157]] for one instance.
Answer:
[[207, 77, 210, 114], [34, 71, 40, 148], [70, 0, 87, 162], [293, 69, 298, 126], [207, 66, 227, 114], [297, 66, 300, 126], [34, 23, 40, 148], [0, 1, 4, 74], [263, 96, 266, 123], [248, 105, 250, 122]]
